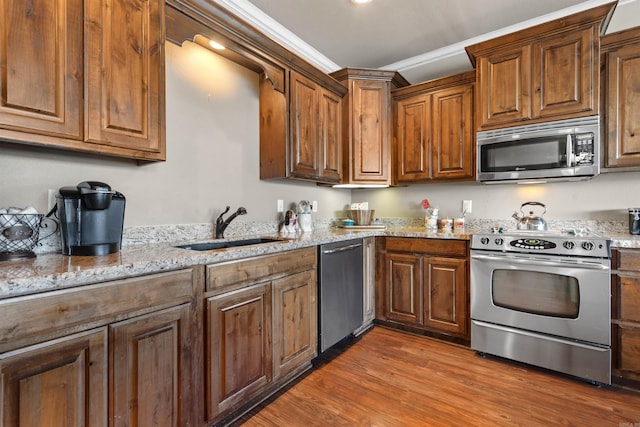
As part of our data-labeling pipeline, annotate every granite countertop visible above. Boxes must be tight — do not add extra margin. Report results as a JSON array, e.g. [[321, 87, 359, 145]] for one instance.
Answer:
[[0, 226, 471, 300], [1, 223, 638, 301]]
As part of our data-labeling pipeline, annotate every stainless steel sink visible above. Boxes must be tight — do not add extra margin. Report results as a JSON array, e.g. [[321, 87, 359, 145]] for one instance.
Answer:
[[174, 238, 283, 251]]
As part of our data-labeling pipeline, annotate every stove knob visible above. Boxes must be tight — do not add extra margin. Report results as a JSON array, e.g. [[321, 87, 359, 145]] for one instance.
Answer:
[[480, 237, 490, 245], [563, 241, 575, 250], [582, 241, 595, 251], [494, 238, 504, 245]]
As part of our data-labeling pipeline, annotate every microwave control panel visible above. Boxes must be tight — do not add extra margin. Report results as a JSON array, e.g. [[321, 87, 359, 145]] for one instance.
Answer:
[[573, 133, 595, 165]]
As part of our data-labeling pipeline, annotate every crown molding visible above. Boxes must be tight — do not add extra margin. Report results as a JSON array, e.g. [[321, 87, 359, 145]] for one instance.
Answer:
[[212, 0, 342, 73]]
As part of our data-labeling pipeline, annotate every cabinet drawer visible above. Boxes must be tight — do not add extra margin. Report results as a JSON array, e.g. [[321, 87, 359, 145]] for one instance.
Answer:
[[621, 276, 640, 323], [615, 249, 640, 271], [385, 237, 468, 257], [0, 268, 198, 352], [206, 247, 316, 292]]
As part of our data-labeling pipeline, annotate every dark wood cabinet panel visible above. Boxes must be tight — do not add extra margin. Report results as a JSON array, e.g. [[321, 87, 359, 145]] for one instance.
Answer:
[[290, 71, 320, 178], [395, 95, 431, 182], [273, 270, 317, 379], [423, 257, 468, 336], [110, 304, 195, 427], [319, 88, 343, 182], [603, 31, 640, 168], [431, 83, 474, 180], [207, 284, 272, 420], [532, 27, 597, 119], [476, 46, 532, 128], [0, 0, 83, 140], [384, 253, 422, 324], [0, 329, 107, 427]]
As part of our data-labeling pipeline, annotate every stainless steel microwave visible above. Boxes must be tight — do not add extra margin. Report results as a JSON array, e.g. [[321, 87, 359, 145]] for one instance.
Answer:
[[476, 116, 600, 184]]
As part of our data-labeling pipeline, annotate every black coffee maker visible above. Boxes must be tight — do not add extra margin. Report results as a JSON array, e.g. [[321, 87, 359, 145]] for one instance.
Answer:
[[56, 181, 126, 256]]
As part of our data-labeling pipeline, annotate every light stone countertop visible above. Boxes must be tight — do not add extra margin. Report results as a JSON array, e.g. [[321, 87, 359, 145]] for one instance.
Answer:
[[1, 222, 638, 301], [0, 226, 471, 300]]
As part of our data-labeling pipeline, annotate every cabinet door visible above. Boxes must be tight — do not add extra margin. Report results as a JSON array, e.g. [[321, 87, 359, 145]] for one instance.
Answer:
[[207, 284, 272, 421], [384, 253, 421, 324], [319, 88, 342, 182], [476, 46, 531, 129], [110, 304, 195, 427], [606, 42, 640, 168], [423, 257, 468, 337], [85, 0, 165, 158], [349, 79, 391, 184], [395, 94, 431, 182], [532, 27, 597, 119], [290, 71, 320, 178], [0, 329, 107, 427], [431, 83, 474, 180], [273, 270, 317, 379], [0, 0, 83, 139]]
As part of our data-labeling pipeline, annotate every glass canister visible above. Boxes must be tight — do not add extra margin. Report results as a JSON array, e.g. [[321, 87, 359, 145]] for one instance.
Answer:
[[629, 208, 640, 235]]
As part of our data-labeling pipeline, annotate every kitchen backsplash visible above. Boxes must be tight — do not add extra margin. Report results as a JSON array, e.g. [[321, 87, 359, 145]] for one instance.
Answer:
[[33, 217, 630, 255]]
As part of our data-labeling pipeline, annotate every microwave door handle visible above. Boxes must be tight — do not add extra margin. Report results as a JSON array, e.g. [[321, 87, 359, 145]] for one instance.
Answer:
[[566, 134, 574, 167]]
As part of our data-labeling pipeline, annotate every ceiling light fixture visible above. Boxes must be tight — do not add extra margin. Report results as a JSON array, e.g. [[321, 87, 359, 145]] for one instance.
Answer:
[[208, 40, 225, 50], [350, 0, 372, 4]]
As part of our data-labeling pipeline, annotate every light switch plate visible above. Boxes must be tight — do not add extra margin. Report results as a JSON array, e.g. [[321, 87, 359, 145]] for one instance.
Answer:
[[312, 201, 318, 212], [463, 200, 472, 214], [277, 199, 284, 213]]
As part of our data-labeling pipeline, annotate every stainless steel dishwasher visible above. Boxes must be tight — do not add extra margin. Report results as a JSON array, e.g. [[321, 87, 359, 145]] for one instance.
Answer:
[[318, 238, 364, 352]]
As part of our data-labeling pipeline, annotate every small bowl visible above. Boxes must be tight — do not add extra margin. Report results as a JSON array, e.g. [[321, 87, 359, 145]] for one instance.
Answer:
[[346, 209, 375, 226]]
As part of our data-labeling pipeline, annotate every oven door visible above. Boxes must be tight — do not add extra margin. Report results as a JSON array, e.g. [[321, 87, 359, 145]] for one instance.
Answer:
[[470, 251, 610, 346]]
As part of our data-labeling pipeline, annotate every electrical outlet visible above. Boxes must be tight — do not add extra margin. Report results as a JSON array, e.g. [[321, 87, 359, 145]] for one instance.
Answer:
[[462, 200, 472, 214], [277, 199, 284, 213], [47, 189, 57, 212], [312, 201, 318, 212]]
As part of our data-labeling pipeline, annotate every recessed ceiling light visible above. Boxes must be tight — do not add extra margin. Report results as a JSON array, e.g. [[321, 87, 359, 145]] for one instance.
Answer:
[[209, 40, 225, 50], [350, 0, 372, 4]]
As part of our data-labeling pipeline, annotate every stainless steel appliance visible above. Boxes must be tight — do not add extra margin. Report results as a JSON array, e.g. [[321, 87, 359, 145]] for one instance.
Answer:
[[318, 239, 364, 352], [56, 181, 125, 256], [476, 116, 600, 184], [470, 229, 612, 384]]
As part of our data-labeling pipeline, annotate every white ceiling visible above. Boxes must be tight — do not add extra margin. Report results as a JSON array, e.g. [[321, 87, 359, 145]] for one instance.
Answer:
[[215, 0, 640, 84]]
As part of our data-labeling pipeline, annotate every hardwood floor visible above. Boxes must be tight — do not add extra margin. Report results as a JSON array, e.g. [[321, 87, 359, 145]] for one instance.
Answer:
[[238, 327, 640, 426]]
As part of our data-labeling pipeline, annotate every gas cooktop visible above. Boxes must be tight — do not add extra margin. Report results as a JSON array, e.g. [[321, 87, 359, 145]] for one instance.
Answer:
[[471, 228, 611, 258]]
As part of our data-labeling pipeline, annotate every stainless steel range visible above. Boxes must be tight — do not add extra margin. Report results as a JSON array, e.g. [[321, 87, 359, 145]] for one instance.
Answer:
[[470, 228, 612, 384]]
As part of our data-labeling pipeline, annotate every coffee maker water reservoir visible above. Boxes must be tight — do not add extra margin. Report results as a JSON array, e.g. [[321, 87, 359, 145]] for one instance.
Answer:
[[56, 181, 125, 256]]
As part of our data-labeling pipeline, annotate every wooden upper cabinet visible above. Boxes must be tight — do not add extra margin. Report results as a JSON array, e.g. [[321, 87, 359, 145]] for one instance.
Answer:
[[532, 27, 597, 119], [395, 94, 431, 182], [319, 88, 343, 182], [0, 0, 83, 139], [290, 71, 320, 179], [85, 0, 165, 157], [331, 68, 409, 186], [466, 2, 615, 130], [0, 0, 165, 160], [431, 83, 474, 180], [602, 27, 640, 168], [393, 71, 475, 184], [475, 46, 531, 128]]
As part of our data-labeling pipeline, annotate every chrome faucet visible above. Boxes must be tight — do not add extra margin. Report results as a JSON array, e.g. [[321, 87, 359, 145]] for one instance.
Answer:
[[215, 206, 247, 238]]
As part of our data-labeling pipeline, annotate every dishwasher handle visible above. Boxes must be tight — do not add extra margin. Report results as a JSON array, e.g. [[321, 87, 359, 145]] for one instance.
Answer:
[[322, 242, 362, 254]]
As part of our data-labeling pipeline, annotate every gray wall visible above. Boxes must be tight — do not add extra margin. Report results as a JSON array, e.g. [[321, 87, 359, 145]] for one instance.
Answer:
[[0, 41, 350, 227]]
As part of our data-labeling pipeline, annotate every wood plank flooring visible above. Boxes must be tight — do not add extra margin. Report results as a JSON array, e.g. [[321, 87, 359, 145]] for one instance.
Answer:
[[238, 327, 640, 426]]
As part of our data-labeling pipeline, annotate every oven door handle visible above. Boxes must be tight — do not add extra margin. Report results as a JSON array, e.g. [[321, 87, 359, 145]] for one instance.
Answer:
[[471, 253, 610, 270]]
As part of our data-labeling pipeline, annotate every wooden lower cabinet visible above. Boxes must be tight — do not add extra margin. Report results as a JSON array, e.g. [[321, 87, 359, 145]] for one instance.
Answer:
[[110, 303, 196, 427], [204, 247, 317, 424], [377, 237, 470, 344], [0, 328, 107, 427], [206, 284, 273, 420], [0, 267, 203, 427], [612, 248, 640, 384]]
